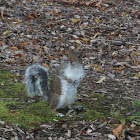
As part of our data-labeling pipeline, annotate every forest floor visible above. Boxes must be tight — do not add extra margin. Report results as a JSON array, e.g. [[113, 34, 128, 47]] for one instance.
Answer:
[[0, 0, 140, 139]]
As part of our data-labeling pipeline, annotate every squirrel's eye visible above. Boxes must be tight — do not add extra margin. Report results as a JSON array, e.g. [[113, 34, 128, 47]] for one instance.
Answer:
[[78, 55, 81, 58]]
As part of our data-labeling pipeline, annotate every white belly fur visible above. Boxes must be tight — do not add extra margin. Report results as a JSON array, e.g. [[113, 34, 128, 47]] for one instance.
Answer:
[[56, 79, 77, 109], [56, 63, 85, 109]]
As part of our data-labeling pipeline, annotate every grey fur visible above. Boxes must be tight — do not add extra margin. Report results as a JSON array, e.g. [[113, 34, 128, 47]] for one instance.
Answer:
[[25, 65, 49, 100]]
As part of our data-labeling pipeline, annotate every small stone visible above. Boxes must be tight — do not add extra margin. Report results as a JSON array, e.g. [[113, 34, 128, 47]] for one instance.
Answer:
[[65, 130, 71, 137], [86, 129, 92, 134], [0, 120, 5, 125], [84, 65, 91, 70], [26, 35, 32, 39], [108, 134, 116, 139], [40, 124, 51, 128]]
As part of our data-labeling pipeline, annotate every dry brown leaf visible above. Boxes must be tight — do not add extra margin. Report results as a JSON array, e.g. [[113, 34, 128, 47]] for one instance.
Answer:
[[9, 111, 19, 117], [95, 18, 99, 24], [70, 18, 80, 24], [133, 58, 138, 66], [0, 41, 4, 45], [1, 10, 4, 21], [96, 67, 103, 73], [26, 0, 32, 2], [14, 53, 24, 59], [72, 7, 82, 15], [105, 65, 125, 72], [9, 47, 18, 52], [53, 11, 62, 16], [25, 15, 34, 20], [31, 11, 38, 18], [75, 40, 82, 44], [29, 121, 39, 125], [131, 51, 135, 57], [96, 76, 106, 83], [82, 23, 88, 28], [91, 64, 103, 73], [14, 18, 21, 24], [130, 123, 136, 129], [42, 3, 47, 6], [125, 56, 130, 61], [116, 65, 125, 71], [48, 56, 54, 60], [134, 72, 140, 78], [94, 33, 102, 38], [56, 51, 65, 56], [21, 41, 28, 46], [25, 22, 31, 26], [85, 1, 92, 5], [112, 124, 124, 139]]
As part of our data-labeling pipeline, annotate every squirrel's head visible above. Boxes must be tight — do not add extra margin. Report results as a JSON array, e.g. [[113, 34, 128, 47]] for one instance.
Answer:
[[68, 49, 84, 65]]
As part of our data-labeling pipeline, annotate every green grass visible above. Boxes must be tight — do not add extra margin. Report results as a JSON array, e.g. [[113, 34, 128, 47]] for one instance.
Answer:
[[0, 70, 111, 129]]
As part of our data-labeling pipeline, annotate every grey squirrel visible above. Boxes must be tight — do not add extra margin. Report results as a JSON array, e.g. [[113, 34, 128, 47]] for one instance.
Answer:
[[25, 49, 85, 117]]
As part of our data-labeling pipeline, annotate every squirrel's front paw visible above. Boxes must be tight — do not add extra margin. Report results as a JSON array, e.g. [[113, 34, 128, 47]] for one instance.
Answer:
[[74, 105, 83, 111], [57, 113, 65, 117]]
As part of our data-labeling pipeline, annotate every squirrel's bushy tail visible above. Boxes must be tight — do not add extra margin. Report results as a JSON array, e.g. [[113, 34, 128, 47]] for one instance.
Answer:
[[25, 65, 49, 100]]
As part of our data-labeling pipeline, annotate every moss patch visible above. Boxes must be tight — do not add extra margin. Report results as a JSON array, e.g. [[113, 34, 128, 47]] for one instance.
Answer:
[[0, 70, 112, 129], [76, 93, 110, 121]]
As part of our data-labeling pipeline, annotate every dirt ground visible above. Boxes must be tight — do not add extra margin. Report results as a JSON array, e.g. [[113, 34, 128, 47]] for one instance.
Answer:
[[0, 0, 140, 139]]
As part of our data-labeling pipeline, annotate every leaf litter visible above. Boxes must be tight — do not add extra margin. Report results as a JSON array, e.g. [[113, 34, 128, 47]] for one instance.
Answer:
[[0, 0, 140, 139]]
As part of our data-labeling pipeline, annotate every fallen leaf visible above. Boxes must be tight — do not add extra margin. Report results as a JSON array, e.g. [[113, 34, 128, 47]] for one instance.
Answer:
[[2, 30, 10, 35], [85, 1, 92, 6], [25, 22, 31, 26], [1, 10, 4, 21], [28, 127, 42, 134], [82, 23, 88, 27], [42, 3, 47, 6], [91, 64, 103, 73], [56, 51, 65, 56], [116, 65, 125, 71], [112, 124, 124, 139], [131, 50, 135, 56], [48, 56, 54, 60], [130, 123, 136, 129], [9, 47, 18, 52], [53, 11, 62, 16], [70, 18, 80, 24], [42, 63, 50, 68], [0, 41, 4, 45], [14, 53, 24, 59], [105, 65, 125, 72], [125, 56, 130, 61], [9, 111, 19, 117], [133, 58, 138, 66], [65, 130, 71, 137], [31, 11, 38, 18], [95, 18, 99, 24], [96, 76, 106, 83], [81, 38, 90, 42], [75, 40, 82, 44], [14, 18, 21, 24], [21, 41, 28, 46], [93, 33, 102, 38], [134, 71, 140, 78]]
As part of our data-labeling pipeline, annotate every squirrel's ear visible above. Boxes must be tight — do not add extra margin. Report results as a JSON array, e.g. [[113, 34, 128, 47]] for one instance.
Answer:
[[80, 48, 85, 57], [68, 47, 74, 54]]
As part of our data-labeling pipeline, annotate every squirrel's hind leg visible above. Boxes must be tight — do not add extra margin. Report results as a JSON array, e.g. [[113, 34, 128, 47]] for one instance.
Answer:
[[49, 93, 65, 117], [51, 109, 64, 117]]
